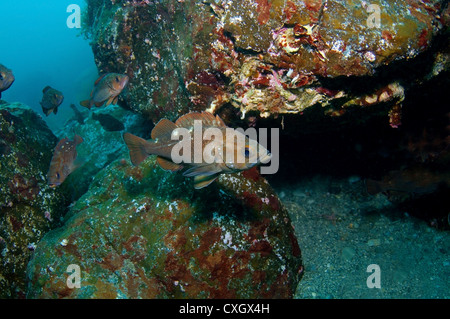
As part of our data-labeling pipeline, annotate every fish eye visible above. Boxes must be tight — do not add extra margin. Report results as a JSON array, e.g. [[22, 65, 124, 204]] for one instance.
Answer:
[[115, 76, 120, 82], [56, 172, 60, 180], [0, 73, 3, 80], [244, 146, 250, 158]]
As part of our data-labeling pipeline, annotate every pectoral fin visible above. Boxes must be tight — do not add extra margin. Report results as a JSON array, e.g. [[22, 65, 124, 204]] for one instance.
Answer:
[[105, 96, 114, 106], [193, 174, 219, 189], [183, 164, 222, 177]]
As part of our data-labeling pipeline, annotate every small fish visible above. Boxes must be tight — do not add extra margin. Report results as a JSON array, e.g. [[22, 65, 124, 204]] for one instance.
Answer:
[[0, 64, 15, 99], [40, 86, 64, 116], [123, 111, 271, 189], [92, 112, 125, 131], [80, 73, 129, 110], [70, 103, 85, 124], [47, 135, 83, 187]]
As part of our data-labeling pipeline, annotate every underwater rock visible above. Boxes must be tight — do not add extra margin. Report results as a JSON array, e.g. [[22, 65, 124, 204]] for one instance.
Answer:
[[55, 103, 149, 201], [0, 102, 68, 298], [26, 156, 303, 298], [83, 0, 448, 123]]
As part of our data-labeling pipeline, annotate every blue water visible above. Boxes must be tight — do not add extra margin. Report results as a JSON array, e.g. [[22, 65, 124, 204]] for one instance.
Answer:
[[0, 0, 97, 131]]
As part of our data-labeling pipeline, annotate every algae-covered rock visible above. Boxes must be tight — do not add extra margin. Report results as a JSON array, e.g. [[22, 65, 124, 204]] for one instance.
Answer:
[[82, 0, 447, 122], [26, 155, 302, 298], [0, 101, 68, 298], [55, 103, 151, 201]]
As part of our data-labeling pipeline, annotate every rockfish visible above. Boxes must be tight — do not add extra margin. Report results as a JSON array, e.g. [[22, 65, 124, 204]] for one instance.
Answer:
[[0, 64, 15, 99], [40, 86, 64, 116], [123, 112, 272, 189], [80, 73, 129, 110], [47, 135, 83, 187]]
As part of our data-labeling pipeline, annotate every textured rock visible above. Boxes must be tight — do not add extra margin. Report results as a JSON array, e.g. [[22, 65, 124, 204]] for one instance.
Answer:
[[82, 0, 448, 123], [0, 101, 68, 298], [26, 155, 303, 299], [54, 103, 151, 201]]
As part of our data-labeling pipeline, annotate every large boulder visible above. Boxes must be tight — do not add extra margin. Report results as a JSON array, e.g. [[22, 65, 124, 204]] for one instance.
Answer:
[[0, 101, 68, 298], [82, 0, 448, 123], [26, 155, 303, 299]]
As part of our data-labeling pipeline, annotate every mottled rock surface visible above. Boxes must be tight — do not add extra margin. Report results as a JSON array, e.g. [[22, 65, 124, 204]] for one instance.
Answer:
[[82, 0, 448, 124], [55, 103, 150, 201], [26, 156, 302, 298], [0, 101, 68, 298]]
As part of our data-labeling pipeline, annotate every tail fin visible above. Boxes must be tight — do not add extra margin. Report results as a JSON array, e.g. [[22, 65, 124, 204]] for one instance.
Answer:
[[365, 179, 383, 195], [123, 132, 151, 166], [80, 100, 91, 110], [73, 134, 84, 146]]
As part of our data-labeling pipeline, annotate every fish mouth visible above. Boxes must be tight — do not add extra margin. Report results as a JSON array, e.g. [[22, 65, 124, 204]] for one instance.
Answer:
[[48, 183, 60, 188], [259, 152, 272, 164], [120, 75, 129, 88]]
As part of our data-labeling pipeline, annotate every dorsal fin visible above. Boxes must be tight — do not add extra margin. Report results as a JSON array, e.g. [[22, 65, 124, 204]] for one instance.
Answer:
[[175, 112, 204, 127], [43, 86, 51, 94], [73, 134, 84, 146], [175, 111, 225, 128], [94, 74, 107, 86], [156, 156, 183, 172], [215, 114, 227, 127], [151, 118, 177, 140]]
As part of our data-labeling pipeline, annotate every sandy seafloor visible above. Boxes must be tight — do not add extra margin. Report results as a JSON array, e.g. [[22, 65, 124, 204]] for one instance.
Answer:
[[272, 175, 449, 299]]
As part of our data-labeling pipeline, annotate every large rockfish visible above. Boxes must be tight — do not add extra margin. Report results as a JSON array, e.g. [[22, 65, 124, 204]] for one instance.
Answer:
[[123, 112, 271, 189]]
